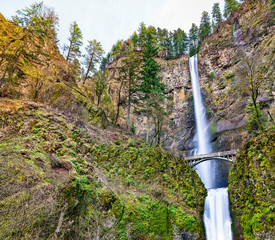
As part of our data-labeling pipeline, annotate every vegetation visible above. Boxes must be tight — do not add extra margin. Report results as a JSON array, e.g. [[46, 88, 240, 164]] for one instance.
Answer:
[[0, 100, 206, 239], [65, 21, 83, 63], [236, 51, 272, 132], [229, 130, 275, 239], [83, 39, 104, 83]]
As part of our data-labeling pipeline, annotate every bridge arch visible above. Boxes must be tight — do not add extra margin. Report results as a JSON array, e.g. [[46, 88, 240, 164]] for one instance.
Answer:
[[190, 157, 234, 168]]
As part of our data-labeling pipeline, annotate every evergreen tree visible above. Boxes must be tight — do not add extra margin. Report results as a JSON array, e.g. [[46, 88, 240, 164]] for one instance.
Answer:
[[65, 21, 83, 63], [83, 39, 104, 83], [212, 3, 222, 29], [188, 23, 199, 56], [224, 0, 240, 18], [118, 48, 141, 128], [138, 30, 166, 142], [173, 28, 188, 57], [131, 31, 139, 49], [40, 6, 59, 48], [137, 22, 147, 50], [199, 11, 211, 43]]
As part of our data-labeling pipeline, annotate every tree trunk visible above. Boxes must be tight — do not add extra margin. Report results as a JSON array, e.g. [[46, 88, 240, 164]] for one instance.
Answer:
[[127, 76, 131, 129], [84, 50, 95, 84], [251, 92, 264, 131], [146, 116, 150, 142]]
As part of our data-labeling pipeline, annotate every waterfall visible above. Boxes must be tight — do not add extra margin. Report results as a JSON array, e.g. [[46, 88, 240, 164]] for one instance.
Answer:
[[189, 55, 232, 240]]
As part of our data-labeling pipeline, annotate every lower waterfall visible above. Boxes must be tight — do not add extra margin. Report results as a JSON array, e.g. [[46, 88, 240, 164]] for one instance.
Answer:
[[189, 55, 233, 240]]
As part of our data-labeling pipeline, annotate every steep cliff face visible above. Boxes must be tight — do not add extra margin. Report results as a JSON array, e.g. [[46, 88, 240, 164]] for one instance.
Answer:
[[104, 55, 196, 153]]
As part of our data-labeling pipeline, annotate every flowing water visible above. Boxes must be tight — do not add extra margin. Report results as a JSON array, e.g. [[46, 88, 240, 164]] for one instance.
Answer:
[[189, 55, 232, 240]]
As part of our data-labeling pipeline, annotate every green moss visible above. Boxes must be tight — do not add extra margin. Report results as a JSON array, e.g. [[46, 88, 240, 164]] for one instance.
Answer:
[[229, 130, 275, 239]]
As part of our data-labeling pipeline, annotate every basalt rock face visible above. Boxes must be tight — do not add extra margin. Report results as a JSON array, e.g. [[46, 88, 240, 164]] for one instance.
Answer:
[[104, 55, 196, 154]]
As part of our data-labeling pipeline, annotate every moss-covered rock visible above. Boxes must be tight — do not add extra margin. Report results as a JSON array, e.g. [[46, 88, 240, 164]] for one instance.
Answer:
[[228, 129, 275, 239]]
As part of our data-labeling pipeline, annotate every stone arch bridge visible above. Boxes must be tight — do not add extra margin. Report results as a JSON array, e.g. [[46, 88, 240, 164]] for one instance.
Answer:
[[184, 150, 238, 168]]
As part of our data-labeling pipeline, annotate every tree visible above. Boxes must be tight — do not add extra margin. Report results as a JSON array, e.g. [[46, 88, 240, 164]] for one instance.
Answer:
[[117, 48, 141, 128], [40, 6, 59, 48], [224, 0, 240, 18], [199, 11, 211, 43], [236, 52, 270, 131], [188, 23, 199, 56], [93, 70, 108, 106], [173, 28, 188, 57], [65, 21, 83, 63], [83, 39, 104, 83], [212, 3, 222, 29], [137, 30, 166, 142]]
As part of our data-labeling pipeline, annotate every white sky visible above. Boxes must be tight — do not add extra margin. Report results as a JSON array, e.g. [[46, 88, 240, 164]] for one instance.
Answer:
[[1, 0, 225, 53]]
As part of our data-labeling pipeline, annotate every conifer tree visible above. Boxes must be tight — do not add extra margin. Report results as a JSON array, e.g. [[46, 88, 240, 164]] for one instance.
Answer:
[[83, 39, 104, 83], [118, 48, 141, 127], [188, 23, 199, 56], [212, 3, 222, 29], [138, 30, 166, 143], [65, 21, 83, 63], [199, 11, 211, 43]]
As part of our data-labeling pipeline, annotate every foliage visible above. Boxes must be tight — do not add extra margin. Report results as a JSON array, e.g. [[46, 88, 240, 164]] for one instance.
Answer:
[[129, 123, 136, 134], [212, 3, 222, 29], [65, 21, 83, 63], [136, 27, 167, 145], [92, 70, 108, 106], [83, 39, 104, 83], [245, 99, 267, 133], [118, 47, 141, 127], [188, 23, 199, 56], [199, 11, 211, 43], [228, 130, 275, 239], [0, 100, 206, 239], [1, 2, 53, 84], [224, 0, 240, 18], [236, 51, 270, 131]]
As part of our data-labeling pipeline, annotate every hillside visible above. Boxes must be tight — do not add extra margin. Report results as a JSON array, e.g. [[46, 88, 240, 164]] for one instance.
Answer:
[[0, 99, 206, 239]]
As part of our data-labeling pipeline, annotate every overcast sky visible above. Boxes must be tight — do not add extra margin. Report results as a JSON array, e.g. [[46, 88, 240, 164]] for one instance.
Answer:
[[1, 0, 225, 53]]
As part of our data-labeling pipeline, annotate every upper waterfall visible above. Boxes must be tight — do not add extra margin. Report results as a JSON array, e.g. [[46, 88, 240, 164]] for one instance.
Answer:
[[189, 55, 211, 155]]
